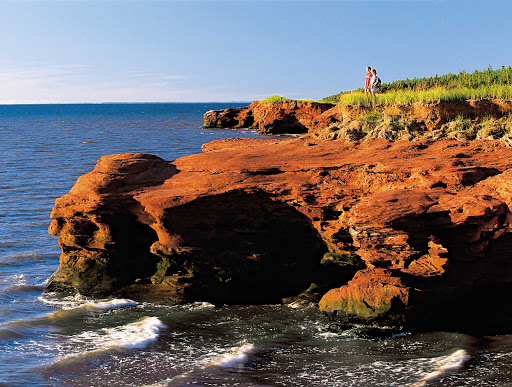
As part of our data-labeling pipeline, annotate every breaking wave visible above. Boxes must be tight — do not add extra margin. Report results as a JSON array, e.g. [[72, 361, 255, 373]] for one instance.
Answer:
[[0, 296, 139, 339], [413, 349, 470, 386], [0, 274, 44, 294], [74, 316, 166, 350], [42, 297, 138, 323], [38, 293, 137, 311], [53, 316, 166, 364], [143, 341, 257, 386], [182, 301, 216, 311], [88, 298, 138, 310], [211, 342, 255, 367]]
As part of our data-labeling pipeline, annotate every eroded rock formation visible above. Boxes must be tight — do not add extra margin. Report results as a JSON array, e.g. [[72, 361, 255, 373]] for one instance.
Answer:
[[204, 100, 334, 134], [47, 138, 512, 332], [204, 99, 512, 141]]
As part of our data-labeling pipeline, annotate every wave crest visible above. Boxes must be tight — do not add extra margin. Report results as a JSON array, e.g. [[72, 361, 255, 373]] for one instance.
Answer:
[[414, 349, 470, 386], [212, 343, 255, 367], [52, 316, 166, 365]]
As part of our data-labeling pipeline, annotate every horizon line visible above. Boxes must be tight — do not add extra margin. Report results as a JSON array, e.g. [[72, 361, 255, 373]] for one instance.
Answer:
[[0, 101, 254, 106]]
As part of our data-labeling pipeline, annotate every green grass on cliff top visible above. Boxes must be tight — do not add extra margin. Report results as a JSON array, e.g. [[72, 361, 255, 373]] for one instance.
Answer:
[[266, 66, 512, 107], [261, 94, 328, 104], [340, 85, 512, 107], [331, 66, 512, 106]]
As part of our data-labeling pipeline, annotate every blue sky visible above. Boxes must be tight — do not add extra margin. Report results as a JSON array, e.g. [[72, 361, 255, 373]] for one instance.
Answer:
[[0, 0, 510, 103]]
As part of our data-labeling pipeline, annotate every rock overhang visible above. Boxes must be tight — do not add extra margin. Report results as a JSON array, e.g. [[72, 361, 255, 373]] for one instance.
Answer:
[[46, 137, 512, 333]]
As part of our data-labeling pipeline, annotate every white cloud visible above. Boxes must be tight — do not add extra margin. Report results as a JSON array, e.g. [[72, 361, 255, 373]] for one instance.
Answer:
[[48, 64, 92, 69], [0, 61, 248, 103], [160, 75, 188, 80], [127, 71, 188, 81]]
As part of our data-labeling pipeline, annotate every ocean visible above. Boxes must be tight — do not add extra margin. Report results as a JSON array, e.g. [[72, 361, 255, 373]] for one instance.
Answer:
[[0, 103, 511, 386]]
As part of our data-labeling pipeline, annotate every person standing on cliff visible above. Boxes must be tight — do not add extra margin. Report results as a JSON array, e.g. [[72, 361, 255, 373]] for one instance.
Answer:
[[369, 69, 380, 97], [365, 66, 373, 94]]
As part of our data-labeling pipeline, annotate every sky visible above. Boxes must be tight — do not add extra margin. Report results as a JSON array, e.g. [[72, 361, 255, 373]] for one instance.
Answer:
[[0, 0, 510, 103]]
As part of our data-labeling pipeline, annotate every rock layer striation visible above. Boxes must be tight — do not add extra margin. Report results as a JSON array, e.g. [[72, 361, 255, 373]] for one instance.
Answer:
[[203, 100, 334, 134], [204, 99, 512, 140], [47, 138, 512, 332]]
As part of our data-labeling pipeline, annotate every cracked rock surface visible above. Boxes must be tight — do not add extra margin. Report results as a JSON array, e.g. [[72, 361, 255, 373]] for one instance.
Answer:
[[47, 137, 512, 332]]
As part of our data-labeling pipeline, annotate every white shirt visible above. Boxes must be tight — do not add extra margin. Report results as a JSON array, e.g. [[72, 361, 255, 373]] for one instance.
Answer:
[[370, 74, 377, 88]]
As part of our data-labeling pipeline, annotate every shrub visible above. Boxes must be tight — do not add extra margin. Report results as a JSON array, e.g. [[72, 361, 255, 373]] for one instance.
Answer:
[[261, 95, 292, 103], [445, 115, 478, 140], [260, 95, 330, 104]]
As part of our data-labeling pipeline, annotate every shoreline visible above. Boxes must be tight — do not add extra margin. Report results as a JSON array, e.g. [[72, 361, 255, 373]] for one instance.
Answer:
[[46, 131, 512, 334], [203, 99, 512, 144]]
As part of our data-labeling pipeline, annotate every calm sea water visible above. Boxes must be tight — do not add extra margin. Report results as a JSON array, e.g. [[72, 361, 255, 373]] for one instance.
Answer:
[[0, 103, 511, 386]]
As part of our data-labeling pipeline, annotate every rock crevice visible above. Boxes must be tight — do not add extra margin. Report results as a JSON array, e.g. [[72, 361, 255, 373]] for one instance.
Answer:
[[47, 139, 512, 332], [204, 100, 512, 146]]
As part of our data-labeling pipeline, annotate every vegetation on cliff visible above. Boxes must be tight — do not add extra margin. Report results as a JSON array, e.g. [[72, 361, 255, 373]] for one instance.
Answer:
[[314, 110, 512, 145], [255, 68, 512, 107], [261, 94, 334, 104], [204, 67, 512, 142], [338, 85, 512, 107], [260, 95, 309, 103], [381, 66, 512, 92], [325, 66, 512, 107]]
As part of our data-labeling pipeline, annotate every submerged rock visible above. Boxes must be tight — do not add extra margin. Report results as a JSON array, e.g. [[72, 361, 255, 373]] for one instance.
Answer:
[[47, 137, 512, 333]]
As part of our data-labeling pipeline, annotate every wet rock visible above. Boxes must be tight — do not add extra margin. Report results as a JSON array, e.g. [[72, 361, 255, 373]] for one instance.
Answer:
[[47, 138, 512, 333]]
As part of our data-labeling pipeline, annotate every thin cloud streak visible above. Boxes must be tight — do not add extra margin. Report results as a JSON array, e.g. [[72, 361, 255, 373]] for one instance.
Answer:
[[127, 71, 189, 81], [0, 59, 278, 103], [48, 64, 92, 69], [0, 61, 246, 103]]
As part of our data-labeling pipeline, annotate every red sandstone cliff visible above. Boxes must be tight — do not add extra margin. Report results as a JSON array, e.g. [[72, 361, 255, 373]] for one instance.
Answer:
[[47, 137, 512, 333], [204, 99, 512, 141], [204, 100, 334, 134]]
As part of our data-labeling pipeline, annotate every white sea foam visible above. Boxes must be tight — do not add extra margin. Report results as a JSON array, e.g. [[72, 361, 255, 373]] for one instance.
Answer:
[[287, 301, 303, 309], [38, 293, 88, 309], [86, 298, 138, 310], [94, 316, 166, 350], [413, 349, 470, 386], [1, 273, 47, 293], [2, 296, 139, 328], [141, 380, 174, 387], [53, 316, 166, 365], [1, 297, 140, 336], [212, 343, 255, 367], [183, 301, 215, 311], [317, 331, 340, 338], [39, 293, 137, 312], [141, 341, 257, 386], [1, 273, 25, 284], [2, 274, 26, 288]]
